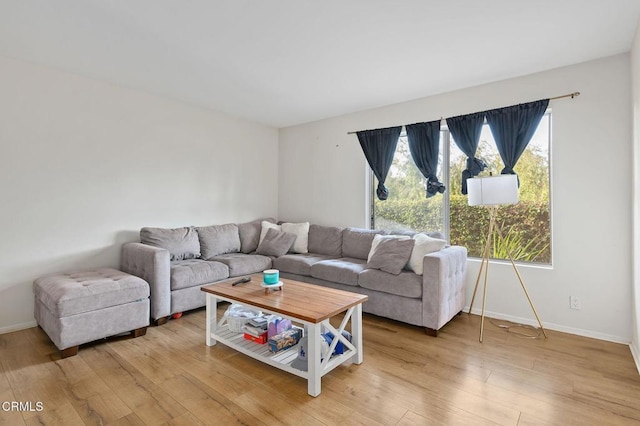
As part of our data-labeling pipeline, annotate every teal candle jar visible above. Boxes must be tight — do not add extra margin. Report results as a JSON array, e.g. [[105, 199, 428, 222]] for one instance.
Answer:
[[263, 269, 279, 285]]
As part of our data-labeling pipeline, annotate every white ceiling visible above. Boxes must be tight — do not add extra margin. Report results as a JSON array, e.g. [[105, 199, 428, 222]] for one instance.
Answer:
[[1, 1, 639, 128]]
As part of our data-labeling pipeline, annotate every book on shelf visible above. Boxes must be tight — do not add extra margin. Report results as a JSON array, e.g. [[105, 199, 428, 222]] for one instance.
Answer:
[[247, 317, 268, 329], [241, 325, 267, 337], [243, 332, 267, 344]]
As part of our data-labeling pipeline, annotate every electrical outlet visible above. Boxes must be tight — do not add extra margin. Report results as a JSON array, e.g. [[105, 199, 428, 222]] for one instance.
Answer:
[[570, 296, 581, 310]]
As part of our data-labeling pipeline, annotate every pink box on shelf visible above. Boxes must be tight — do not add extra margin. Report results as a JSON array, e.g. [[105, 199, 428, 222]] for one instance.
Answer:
[[267, 317, 291, 338]]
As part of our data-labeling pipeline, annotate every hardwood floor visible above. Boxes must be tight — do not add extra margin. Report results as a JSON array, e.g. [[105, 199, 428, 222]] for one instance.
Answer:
[[1, 306, 639, 425]]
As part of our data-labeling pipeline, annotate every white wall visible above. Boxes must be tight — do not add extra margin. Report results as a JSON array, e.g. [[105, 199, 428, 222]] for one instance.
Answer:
[[0, 55, 279, 333], [631, 19, 640, 370], [280, 54, 633, 343]]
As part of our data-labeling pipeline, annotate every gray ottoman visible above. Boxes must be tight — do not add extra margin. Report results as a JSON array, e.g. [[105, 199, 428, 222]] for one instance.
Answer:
[[33, 268, 150, 358]]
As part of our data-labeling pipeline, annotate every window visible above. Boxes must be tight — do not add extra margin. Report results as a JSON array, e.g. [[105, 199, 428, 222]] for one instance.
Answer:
[[372, 112, 551, 264]]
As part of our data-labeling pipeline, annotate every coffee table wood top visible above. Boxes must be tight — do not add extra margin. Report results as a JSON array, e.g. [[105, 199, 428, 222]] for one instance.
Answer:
[[201, 274, 368, 323]]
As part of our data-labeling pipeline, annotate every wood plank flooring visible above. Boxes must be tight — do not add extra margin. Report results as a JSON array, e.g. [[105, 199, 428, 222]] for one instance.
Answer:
[[1, 305, 639, 425]]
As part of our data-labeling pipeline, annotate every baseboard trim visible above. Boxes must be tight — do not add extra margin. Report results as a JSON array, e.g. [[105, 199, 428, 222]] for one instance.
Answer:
[[630, 342, 640, 375], [465, 307, 629, 345], [0, 320, 37, 335]]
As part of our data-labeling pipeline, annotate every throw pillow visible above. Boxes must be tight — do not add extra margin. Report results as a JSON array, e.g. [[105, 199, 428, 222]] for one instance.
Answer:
[[281, 222, 310, 254], [408, 233, 447, 275], [238, 217, 276, 253], [256, 228, 297, 257], [367, 234, 410, 262], [259, 221, 281, 245], [140, 226, 200, 261], [196, 223, 241, 260], [366, 238, 415, 275]]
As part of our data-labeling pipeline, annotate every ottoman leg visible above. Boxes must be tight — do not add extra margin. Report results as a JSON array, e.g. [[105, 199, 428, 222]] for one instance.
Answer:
[[131, 327, 147, 338], [59, 327, 146, 359], [61, 346, 79, 359]]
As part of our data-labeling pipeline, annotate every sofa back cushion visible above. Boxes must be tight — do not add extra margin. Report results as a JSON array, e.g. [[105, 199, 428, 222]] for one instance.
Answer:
[[341, 228, 386, 260], [140, 226, 200, 261], [196, 223, 241, 260], [308, 224, 344, 257], [238, 218, 276, 253]]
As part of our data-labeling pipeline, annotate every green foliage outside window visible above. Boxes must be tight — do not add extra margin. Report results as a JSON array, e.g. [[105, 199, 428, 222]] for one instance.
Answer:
[[376, 198, 550, 263], [449, 199, 550, 263]]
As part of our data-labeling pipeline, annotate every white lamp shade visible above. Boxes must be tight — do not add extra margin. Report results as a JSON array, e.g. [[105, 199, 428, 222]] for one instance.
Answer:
[[467, 174, 519, 206]]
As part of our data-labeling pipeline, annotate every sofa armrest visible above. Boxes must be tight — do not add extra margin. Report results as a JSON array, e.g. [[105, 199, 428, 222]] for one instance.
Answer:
[[121, 242, 171, 321], [421, 245, 468, 332]]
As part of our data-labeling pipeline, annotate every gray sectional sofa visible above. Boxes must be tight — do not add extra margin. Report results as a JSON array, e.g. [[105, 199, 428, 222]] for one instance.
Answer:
[[121, 219, 468, 335]]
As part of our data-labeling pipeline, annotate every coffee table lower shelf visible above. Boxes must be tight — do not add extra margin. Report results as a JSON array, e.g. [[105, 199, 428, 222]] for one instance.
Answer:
[[210, 324, 357, 382]]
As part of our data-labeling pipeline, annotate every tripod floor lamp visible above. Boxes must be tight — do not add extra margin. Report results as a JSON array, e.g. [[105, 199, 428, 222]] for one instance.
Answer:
[[466, 174, 547, 342]]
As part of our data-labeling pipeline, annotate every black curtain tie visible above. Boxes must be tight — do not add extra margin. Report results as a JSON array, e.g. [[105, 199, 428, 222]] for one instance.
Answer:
[[466, 157, 487, 176], [376, 182, 389, 201], [425, 174, 444, 198]]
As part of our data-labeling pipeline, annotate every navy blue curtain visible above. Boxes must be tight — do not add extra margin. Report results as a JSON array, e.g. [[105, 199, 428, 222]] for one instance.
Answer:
[[446, 112, 486, 194], [357, 126, 402, 200], [485, 99, 549, 178], [405, 120, 444, 198]]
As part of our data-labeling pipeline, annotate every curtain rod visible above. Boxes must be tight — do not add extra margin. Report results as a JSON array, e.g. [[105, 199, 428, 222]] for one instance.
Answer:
[[549, 91, 581, 100], [346, 91, 580, 135]]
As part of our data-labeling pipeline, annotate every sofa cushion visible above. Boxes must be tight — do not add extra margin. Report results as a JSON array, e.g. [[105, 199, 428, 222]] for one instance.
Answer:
[[170, 259, 229, 290], [238, 218, 276, 254], [281, 222, 310, 254], [342, 228, 386, 260], [210, 253, 272, 277], [407, 233, 447, 275], [274, 253, 337, 276], [358, 269, 423, 298], [310, 258, 367, 286], [366, 236, 415, 275], [140, 226, 200, 261], [256, 228, 296, 257], [196, 223, 241, 260], [308, 224, 344, 257]]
